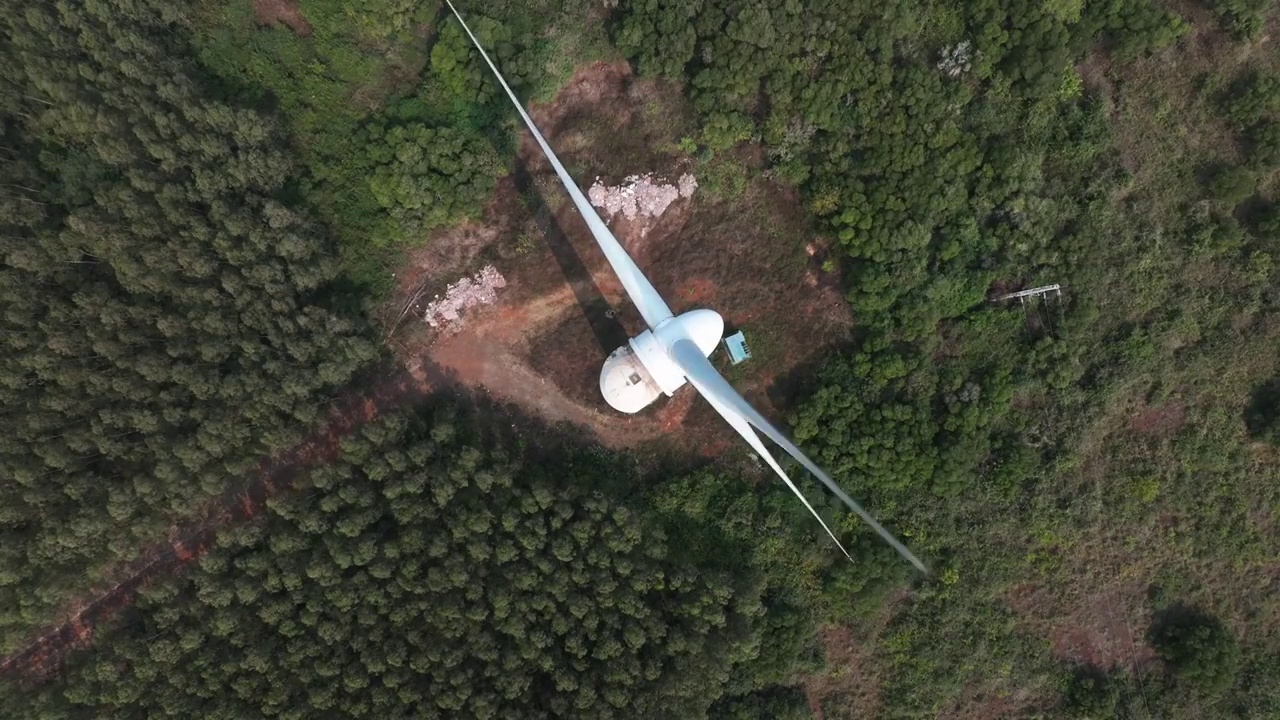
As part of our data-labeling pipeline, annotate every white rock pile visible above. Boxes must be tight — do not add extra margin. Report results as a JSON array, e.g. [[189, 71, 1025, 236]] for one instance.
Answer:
[[587, 173, 697, 220], [937, 41, 973, 79], [423, 265, 507, 329]]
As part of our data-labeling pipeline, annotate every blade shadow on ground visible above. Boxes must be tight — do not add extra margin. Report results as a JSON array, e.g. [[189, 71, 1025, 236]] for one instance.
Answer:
[[512, 158, 631, 357]]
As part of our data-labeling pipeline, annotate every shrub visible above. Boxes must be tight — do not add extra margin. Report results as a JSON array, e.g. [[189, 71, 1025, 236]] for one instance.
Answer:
[[1205, 165, 1256, 207], [1253, 202, 1280, 239], [1206, 0, 1269, 39], [1245, 379, 1280, 442], [1148, 608, 1241, 695], [1246, 121, 1280, 168], [363, 122, 501, 242], [1075, 0, 1188, 62], [1187, 210, 1247, 256], [701, 112, 756, 152], [1220, 71, 1280, 125], [1062, 667, 1122, 718]]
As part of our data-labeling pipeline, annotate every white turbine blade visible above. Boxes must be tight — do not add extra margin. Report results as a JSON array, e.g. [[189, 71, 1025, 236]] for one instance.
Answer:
[[445, 1, 674, 330], [699, 387, 854, 562], [669, 339, 928, 573]]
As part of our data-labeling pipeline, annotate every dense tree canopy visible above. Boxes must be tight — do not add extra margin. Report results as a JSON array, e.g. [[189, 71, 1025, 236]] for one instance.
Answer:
[[0, 0, 376, 639], [363, 121, 501, 243], [4, 410, 812, 719]]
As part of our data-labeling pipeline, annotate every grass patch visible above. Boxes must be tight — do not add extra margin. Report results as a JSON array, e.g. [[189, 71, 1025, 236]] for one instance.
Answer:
[[185, 0, 627, 293]]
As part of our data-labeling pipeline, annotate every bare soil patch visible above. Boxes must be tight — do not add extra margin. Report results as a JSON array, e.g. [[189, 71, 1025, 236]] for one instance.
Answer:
[[937, 686, 1044, 720], [804, 626, 882, 720], [1077, 49, 1116, 113], [527, 309, 615, 408], [428, 331, 662, 449], [251, 0, 312, 36], [1007, 578, 1156, 672], [1130, 400, 1187, 438]]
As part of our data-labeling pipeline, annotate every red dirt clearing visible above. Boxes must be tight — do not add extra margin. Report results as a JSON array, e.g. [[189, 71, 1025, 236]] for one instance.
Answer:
[[386, 61, 853, 453], [936, 685, 1042, 720], [804, 625, 882, 720], [1130, 400, 1187, 438], [1007, 579, 1156, 672], [251, 0, 312, 36]]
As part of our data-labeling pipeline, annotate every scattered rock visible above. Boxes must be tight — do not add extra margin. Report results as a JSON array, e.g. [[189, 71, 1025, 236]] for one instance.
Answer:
[[588, 173, 697, 220], [678, 173, 698, 198], [937, 40, 973, 78], [423, 265, 507, 329]]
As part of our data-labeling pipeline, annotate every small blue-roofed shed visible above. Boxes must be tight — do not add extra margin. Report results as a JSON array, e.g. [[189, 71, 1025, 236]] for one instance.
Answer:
[[722, 331, 751, 365]]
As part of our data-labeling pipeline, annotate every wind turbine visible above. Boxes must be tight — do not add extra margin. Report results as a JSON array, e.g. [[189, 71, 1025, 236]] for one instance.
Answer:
[[444, 1, 926, 573]]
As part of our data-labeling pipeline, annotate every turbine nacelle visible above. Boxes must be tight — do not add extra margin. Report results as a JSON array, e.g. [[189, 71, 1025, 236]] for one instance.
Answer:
[[599, 309, 724, 414]]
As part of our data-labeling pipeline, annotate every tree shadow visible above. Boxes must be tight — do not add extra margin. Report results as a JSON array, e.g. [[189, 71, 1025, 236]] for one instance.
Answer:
[[1146, 602, 1216, 649], [439, 374, 718, 505], [1244, 378, 1280, 438], [764, 336, 861, 413], [511, 157, 630, 356], [1060, 663, 1124, 716]]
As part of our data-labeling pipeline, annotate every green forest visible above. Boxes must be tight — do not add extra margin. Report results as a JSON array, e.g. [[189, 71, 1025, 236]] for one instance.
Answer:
[[3, 0, 1280, 717]]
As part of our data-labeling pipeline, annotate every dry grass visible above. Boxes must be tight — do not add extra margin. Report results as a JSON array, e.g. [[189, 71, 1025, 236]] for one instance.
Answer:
[[1098, 1, 1280, 222], [805, 625, 884, 720]]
